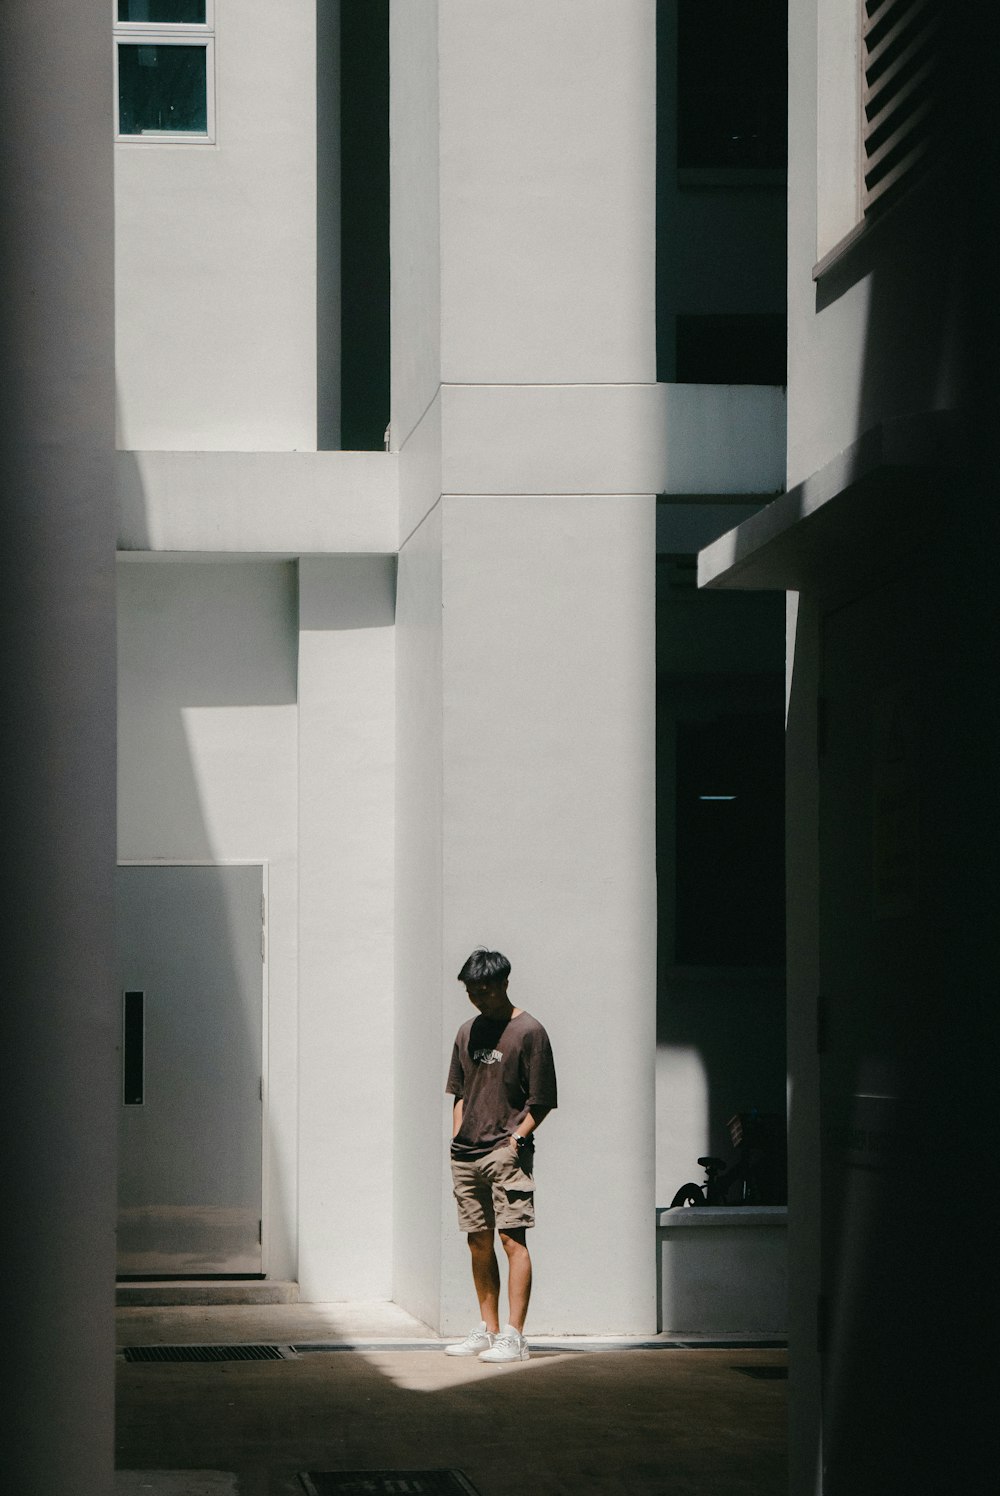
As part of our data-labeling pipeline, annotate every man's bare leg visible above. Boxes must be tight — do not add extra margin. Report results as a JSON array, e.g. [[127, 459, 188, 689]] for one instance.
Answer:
[[498, 1228, 532, 1332], [467, 1229, 501, 1333]]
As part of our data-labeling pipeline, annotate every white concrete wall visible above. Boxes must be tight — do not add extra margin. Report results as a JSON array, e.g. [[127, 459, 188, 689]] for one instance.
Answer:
[[118, 556, 397, 1297], [115, 0, 317, 450], [815, 0, 860, 260], [389, 0, 447, 1329], [117, 560, 299, 1278], [389, 0, 441, 454], [398, 394, 443, 548], [297, 558, 396, 1300], [438, 0, 655, 383], [393, 504, 446, 1328], [439, 494, 658, 1334]]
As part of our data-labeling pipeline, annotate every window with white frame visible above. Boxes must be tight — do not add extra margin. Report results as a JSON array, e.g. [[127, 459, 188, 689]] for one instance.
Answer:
[[114, 1, 215, 142]]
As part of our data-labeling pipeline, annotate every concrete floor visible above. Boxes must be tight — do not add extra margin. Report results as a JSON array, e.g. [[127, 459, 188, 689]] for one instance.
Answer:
[[116, 1303, 787, 1496]]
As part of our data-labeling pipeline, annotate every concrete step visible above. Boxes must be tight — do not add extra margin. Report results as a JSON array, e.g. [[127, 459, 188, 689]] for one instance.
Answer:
[[116, 1279, 299, 1307]]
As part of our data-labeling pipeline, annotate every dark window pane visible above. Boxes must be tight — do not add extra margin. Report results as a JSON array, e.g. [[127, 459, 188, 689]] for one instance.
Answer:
[[674, 712, 785, 965], [118, 2, 206, 21], [118, 44, 208, 135], [676, 313, 786, 384], [677, 0, 787, 169], [123, 991, 144, 1106], [339, 0, 390, 450]]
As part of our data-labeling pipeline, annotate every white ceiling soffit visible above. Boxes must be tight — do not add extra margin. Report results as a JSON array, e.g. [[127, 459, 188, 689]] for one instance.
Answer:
[[698, 411, 958, 593]]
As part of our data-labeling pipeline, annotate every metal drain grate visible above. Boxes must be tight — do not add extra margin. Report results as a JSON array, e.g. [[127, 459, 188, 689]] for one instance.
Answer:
[[299, 1474, 481, 1496], [122, 1344, 288, 1363]]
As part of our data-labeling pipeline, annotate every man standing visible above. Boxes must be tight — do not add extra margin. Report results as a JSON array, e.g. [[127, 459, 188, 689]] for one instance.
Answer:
[[444, 948, 557, 1362]]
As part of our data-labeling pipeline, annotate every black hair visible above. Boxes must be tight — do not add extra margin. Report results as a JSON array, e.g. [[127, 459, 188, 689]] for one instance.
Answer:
[[457, 948, 511, 985]]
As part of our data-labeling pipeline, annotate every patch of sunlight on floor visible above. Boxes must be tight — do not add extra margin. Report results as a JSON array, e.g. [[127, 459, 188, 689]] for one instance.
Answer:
[[355, 1348, 581, 1393]]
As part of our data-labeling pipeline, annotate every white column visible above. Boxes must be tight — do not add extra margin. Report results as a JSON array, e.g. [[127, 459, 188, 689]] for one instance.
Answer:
[[0, 7, 117, 1493], [393, 1, 658, 1333], [391, 0, 447, 1329], [439, 493, 658, 1334], [297, 558, 396, 1299], [393, 504, 446, 1327]]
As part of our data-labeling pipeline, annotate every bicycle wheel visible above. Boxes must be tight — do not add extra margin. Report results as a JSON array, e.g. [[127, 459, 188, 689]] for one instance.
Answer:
[[668, 1183, 706, 1208]]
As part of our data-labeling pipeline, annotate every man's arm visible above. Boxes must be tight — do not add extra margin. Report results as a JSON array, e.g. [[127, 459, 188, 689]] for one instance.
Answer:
[[452, 1097, 464, 1138], [510, 1105, 551, 1148]]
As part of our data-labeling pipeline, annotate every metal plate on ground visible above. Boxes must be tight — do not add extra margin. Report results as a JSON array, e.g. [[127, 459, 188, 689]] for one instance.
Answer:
[[116, 1475, 240, 1495], [122, 1344, 289, 1363], [678, 1340, 786, 1350], [734, 1364, 788, 1379], [299, 1474, 481, 1495]]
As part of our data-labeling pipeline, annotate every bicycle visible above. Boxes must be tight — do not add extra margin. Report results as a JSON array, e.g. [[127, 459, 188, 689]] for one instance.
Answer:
[[669, 1109, 786, 1207]]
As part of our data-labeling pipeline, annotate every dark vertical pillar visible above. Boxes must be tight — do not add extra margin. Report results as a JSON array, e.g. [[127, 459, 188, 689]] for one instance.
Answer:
[[654, 0, 677, 382], [0, 7, 117, 1494], [340, 0, 390, 450], [317, 0, 342, 449], [784, 593, 823, 1496]]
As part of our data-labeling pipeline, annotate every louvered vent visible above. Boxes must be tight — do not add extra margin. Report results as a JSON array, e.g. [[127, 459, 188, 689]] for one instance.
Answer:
[[861, 0, 943, 215]]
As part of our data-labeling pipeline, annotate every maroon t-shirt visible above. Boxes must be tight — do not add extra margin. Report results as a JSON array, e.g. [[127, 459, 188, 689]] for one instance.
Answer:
[[446, 1010, 557, 1160]]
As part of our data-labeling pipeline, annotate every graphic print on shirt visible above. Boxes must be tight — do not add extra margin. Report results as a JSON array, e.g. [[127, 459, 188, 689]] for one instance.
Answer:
[[447, 1010, 558, 1161]]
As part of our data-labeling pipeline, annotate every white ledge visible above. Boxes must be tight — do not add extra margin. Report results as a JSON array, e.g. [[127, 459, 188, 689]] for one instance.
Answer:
[[440, 383, 786, 497], [117, 449, 399, 554], [698, 411, 957, 592], [657, 1207, 788, 1228]]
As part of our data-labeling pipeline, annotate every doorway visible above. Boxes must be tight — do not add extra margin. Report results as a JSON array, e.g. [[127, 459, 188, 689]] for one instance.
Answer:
[[116, 862, 265, 1277]]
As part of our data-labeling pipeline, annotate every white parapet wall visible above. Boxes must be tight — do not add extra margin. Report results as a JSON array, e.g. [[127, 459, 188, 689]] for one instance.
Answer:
[[657, 1207, 788, 1335], [441, 383, 786, 499], [116, 450, 398, 555]]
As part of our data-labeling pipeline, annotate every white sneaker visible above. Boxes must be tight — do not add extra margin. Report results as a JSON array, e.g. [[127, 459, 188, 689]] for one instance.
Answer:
[[478, 1325, 529, 1362], [444, 1322, 495, 1357]]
